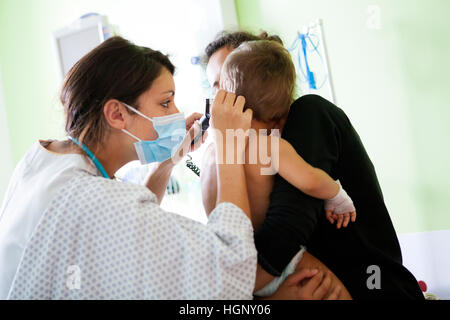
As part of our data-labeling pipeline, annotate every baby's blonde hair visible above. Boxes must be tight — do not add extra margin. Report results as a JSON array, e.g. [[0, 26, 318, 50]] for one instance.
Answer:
[[220, 40, 297, 122]]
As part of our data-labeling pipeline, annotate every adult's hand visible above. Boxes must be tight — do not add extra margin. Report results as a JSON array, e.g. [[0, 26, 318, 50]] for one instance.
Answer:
[[264, 269, 342, 300]]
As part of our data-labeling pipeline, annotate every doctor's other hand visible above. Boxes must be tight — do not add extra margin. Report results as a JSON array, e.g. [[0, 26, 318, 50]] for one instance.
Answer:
[[185, 112, 203, 131], [172, 117, 206, 165], [210, 90, 253, 155], [185, 112, 208, 152], [265, 269, 341, 300]]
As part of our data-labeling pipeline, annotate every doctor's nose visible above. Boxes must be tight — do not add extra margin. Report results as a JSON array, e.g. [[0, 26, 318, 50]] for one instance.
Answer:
[[172, 103, 180, 114]]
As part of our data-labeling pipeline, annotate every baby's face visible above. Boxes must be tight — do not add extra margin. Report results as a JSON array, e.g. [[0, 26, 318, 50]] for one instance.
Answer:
[[206, 46, 234, 96]]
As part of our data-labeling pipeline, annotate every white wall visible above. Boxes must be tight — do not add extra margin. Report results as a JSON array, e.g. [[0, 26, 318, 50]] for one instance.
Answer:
[[46, 0, 237, 116], [399, 230, 450, 299], [0, 67, 13, 202]]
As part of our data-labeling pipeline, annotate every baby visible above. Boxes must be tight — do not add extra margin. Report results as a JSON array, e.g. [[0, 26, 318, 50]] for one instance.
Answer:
[[201, 40, 356, 297], [202, 40, 356, 230]]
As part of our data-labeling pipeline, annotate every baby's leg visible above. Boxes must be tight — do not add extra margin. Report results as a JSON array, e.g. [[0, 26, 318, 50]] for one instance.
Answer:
[[297, 251, 353, 300]]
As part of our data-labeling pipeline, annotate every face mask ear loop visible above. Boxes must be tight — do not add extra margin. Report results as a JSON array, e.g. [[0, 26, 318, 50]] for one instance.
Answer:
[[121, 102, 154, 142], [122, 129, 142, 142], [122, 102, 154, 123]]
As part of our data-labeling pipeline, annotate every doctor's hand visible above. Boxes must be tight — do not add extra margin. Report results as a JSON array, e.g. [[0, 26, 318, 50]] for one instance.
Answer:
[[211, 90, 252, 134], [210, 90, 253, 162]]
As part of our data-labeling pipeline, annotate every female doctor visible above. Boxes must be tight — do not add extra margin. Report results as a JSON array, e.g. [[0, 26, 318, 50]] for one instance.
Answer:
[[0, 36, 333, 300]]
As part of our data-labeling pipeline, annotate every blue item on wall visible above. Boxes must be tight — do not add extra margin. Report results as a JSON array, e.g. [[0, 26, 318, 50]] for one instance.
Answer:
[[300, 33, 317, 90]]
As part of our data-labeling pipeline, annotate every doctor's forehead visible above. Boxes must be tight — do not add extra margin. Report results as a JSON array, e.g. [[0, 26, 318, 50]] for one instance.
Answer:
[[206, 46, 234, 89], [148, 67, 176, 98]]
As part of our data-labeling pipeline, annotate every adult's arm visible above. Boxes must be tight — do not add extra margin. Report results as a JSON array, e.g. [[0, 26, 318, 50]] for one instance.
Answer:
[[145, 159, 176, 204], [255, 95, 341, 276]]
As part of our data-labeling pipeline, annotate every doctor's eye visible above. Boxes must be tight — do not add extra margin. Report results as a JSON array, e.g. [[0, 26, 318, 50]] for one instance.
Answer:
[[161, 100, 171, 108]]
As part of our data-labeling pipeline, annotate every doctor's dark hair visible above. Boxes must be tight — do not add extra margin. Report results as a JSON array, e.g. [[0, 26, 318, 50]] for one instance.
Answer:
[[61, 36, 175, 148]]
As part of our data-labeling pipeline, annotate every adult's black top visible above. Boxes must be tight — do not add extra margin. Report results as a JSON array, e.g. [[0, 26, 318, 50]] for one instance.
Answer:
[[254, 94, 424, 299]]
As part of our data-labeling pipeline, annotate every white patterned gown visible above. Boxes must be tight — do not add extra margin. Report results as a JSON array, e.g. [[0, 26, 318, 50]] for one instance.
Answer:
[[0, 141, 257, 300]]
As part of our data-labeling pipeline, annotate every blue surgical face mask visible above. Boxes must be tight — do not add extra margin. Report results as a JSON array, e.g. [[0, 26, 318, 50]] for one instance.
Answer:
[[121, 103, 186, 164]]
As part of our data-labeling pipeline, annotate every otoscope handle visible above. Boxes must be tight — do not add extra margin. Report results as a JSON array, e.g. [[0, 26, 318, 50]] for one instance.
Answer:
[[192, 114, 210, 145], [192, 99, 211, 145]]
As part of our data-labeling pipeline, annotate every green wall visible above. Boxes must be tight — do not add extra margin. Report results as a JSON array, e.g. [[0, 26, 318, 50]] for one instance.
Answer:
[[235, 0, 450, 233], [0, 1, 71, 163]]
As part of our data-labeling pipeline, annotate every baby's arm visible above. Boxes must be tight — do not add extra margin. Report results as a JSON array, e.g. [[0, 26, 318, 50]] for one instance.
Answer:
[[277, 137, 339, 200], [205, 136, 339, 205], [276, 137, 356, 227]]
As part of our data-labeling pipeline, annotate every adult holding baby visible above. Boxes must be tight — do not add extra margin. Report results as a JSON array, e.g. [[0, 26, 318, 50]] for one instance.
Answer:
[[202, 31, 424, 300]]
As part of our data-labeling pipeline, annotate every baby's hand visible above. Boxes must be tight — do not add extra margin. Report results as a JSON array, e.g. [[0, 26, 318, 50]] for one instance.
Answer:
[[326, 210, 357, 229], [324, 180, 356, 229]]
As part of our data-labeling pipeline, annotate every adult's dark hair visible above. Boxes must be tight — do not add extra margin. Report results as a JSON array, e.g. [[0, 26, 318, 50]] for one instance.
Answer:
[[204, 30, 283, 62], [61, 36, 175, 148]]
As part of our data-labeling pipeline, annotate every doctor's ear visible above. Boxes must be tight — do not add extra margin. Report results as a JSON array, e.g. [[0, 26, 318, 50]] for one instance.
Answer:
[[103, 99, 127, 130]]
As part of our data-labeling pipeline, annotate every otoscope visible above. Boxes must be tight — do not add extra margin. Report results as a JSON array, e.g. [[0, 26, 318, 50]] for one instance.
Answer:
[[191, 98, 211, 146], [186, 99, 212, 177]]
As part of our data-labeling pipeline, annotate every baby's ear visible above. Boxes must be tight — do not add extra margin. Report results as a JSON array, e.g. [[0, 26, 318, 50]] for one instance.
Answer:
[[281, 115, 289, 127], [274, 115, 288, 130]]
